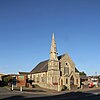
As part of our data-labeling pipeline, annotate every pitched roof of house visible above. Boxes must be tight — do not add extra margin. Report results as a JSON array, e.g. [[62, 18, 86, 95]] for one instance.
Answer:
[[80, 75, 88, 80], [75, 68, 79, 73], [30, 54, 79, 74], [30, 60, 48, 74], [0, 73, 5, 76], [19, 72, 30, 75], [30, 55, 65, 74]]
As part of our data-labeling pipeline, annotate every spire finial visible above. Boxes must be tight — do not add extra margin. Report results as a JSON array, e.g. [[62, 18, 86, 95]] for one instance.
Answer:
[[52, 32, 54, 39]]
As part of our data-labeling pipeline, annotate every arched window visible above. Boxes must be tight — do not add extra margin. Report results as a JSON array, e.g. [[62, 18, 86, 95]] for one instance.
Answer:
[[70, 76, 74, 85], [64, 63, 69, 74]]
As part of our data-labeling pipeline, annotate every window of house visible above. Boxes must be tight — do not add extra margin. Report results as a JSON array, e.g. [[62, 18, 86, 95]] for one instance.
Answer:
[[77, 79, 78, 84], [60, 71, 62, 76], [64, 63, 69, 75], [59, 62, 61, 69], [64, 67, 67, 74], [66, 79, 68, 84]]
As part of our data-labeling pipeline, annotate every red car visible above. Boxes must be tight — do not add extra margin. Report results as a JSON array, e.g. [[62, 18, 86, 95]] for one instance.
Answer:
[[89, 82, 94, 88]]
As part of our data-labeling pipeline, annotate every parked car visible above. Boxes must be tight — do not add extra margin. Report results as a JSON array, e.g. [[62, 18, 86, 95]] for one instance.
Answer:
[[89, 82, 94, 88], [89, 78, 99, 88]]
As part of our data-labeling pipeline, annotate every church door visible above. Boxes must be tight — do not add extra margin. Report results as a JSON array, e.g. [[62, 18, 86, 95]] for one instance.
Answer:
[[70, 76, 74, 85]]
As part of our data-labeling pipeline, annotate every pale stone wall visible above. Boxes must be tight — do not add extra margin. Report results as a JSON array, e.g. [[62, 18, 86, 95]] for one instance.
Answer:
[[59, 53, 80, 90], [60, 54, 75, 76], [36, 82, 58, 91], [29, 72, 47, 84], [47, 70, 60, 85], [48, 60, 59, 71]]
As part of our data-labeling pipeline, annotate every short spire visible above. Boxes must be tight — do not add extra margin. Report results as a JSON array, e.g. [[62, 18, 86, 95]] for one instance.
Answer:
[[50, 33, 58, 60]]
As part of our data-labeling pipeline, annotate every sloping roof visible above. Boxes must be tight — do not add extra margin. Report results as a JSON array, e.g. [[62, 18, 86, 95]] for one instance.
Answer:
[[80, 75, 88, 80], [30, 60, 48, 74], [19, 72, 29, 75], [30, 55, 65, 74], [58, 54, 65, 60], [0, 74, 5, 76], [75, 67, 79, 73], [30, 54, 79, 74]]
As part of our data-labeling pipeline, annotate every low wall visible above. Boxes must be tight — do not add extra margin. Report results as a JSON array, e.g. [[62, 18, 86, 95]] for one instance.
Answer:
[[32, 82, 61, 91], [81, 85, 89, 89]]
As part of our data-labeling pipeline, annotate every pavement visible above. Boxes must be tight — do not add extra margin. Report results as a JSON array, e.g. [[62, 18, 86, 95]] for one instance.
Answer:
[[3, 86, 100, 99], [4, 86, 100, 95], [6, 86, 64, 95]]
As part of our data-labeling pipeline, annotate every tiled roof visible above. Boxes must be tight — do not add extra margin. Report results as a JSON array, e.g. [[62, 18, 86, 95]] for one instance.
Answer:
[[30, 55, 65, 74], [19, 72, 29, 74], [80, 75, 88, 79], [30, 54, 79, 74], [30, 60, 48, 74]]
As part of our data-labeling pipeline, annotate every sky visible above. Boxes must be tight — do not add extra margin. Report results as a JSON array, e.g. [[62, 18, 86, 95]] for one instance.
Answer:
[[0, 0, 100, 76]]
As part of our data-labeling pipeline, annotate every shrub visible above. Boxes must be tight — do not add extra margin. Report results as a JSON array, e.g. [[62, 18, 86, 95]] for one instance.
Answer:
[[3, 76, 12, 83], [61, 85, 67, 91], [32, 84, 40, 88]]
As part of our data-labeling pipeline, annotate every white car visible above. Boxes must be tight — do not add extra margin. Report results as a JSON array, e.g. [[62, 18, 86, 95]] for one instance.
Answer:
[[91, 78, 98, 87]]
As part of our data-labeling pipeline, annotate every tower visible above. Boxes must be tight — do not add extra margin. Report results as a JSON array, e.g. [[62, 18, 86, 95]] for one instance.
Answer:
[[47, 33, 60, 85]]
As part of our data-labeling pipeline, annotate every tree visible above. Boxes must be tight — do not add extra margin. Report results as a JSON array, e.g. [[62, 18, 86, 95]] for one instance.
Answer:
[[79, 71, 86, 76], [3, 76, 13, 83]]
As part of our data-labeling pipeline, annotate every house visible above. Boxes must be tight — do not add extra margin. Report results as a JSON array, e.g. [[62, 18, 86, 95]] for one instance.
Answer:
[[2, 74, 26, 87], [0, 73, 5, 81]]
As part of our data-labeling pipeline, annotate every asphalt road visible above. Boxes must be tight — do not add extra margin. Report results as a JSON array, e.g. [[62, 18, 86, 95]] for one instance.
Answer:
[[1, 87, 100, 100], [0, 87, 47, 100]]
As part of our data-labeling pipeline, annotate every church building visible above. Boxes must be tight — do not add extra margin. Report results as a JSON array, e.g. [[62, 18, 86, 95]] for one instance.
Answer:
[[27, 33, 80, 91]]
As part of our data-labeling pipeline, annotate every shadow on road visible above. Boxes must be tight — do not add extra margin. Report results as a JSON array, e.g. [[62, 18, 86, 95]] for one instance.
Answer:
[[14, 88, 46, 92], [2, 91, 100, 100], [2, 95, 25, 100]]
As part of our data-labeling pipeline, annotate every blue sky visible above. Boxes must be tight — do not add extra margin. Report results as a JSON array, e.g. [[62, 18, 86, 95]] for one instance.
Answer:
[[0, 0, 100, 76]]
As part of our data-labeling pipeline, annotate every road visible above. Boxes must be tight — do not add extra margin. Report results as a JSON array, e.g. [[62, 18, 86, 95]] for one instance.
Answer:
[[1, 87, 100, 100], [0, 87, 48, 100]]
